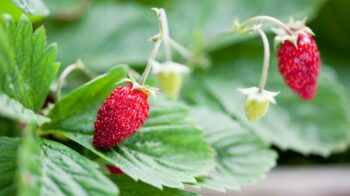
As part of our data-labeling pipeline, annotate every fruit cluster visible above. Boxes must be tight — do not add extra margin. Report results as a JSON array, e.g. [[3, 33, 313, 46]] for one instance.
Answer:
[[87, 9, 321, 149]]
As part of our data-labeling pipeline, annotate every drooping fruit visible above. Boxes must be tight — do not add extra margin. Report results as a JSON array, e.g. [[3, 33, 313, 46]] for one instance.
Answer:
[[277, 34, 321, 100], [239, 87, 279, 122], [273, 18, 321, 100]]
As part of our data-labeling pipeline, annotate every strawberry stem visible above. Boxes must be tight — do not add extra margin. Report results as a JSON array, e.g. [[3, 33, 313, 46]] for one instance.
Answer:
[[139, 8, 174, 86], [240, 16, 292, 35], [139, 39, 162, 85], [157, 8, 172, 62], [56, 59, 94, 99], [255, 27, 270, 92], [169, 38, 193, 59]]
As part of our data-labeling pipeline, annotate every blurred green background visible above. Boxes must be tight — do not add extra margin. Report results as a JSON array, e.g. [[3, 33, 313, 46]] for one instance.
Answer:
[[1, 0, 350, 165]]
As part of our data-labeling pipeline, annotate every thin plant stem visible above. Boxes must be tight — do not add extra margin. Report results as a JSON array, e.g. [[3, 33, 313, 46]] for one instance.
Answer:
[[256, 27, 270, 92], [158, 9, 172, 62], [139, 40, 162, 85], [169, 38, 193, 59], [56, 61, 84, 99], [240, 16, 292, 35]]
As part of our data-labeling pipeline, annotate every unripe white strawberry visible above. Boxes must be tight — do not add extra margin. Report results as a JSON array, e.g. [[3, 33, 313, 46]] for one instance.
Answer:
[[152, 61, 190, 99], [239, 87, 279, 122]]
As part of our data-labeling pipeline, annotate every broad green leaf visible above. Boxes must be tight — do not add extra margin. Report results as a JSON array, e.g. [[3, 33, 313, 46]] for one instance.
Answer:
[[17, 125, 119, 196], [168, 0, 326, 51], [45, 0, 326, 71], [11, 0, 49, 16], [185, 42, 350, 156], [111, 175, 197, 196], [0, 14, 59, 113], [0, 93, 50, 125], [191, 108, 277, 191], [46, 1, 156, 72], [44, 89, 214, 189], [44, 66, 128, 132], [0, 137, 19, 196]]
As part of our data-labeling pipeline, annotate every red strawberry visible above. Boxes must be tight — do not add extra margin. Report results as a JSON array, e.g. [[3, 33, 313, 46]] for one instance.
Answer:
[[277, 33, 321, 100], [93, 84, 150, 149], [107, 165, 124, 175]]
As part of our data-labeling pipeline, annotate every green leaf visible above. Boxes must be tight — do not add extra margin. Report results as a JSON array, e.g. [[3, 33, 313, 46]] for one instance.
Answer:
[[17, 125, 119, 196], [0, 93, 50, 125], [11, 0, 49, 16], [0, 14, 59, 114], [167, 0, 326, 51], [0, 14, 55, 124], [185, 42, 350, 156], [0, 137, 19, 196], [44, 86, 214, 189], [45, 0, 326, 71], [111, 175, 197, 196], [44, 66, 128, 132], [45, 1, 156, 72], [191, 108, 277, 191]]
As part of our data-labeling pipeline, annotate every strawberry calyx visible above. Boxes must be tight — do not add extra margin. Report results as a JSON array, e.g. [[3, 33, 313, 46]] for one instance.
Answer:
[[238, 87, 279, 104], [118, 77, 159, 97], [273, 18, 314, 48], [152, 60, 191, 75], [238, 87, 279, 122]]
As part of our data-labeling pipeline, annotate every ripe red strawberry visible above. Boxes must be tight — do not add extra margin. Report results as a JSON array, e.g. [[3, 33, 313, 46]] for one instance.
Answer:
[[277, 33, 321, 100], [107, 165, 124, 175], [93, 84, 150, 149]]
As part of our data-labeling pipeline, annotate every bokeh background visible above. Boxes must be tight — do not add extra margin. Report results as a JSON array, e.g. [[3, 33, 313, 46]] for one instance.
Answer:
[[1, 0, 350, 195]]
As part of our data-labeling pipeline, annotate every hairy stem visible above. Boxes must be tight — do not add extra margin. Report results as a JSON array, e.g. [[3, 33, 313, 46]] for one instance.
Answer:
[[240, 16, 292, 35], [139, 40, 162, 85], [169, 38, 193, 59], [56, 60, 85, 99], [158, 8, 172, 62], [256, 27, 270, 92]]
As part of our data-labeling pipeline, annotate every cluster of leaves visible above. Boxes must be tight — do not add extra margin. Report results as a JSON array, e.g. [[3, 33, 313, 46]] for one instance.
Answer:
[[1, 0, 350, 195]]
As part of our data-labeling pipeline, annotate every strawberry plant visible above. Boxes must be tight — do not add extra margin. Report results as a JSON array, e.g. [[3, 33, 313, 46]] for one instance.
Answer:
[[1, 0, 350, 195]]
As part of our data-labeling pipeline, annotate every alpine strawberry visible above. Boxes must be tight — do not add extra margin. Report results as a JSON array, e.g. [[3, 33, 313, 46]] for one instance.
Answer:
[[93, 84, 150, 149], [239, 87, 279, 122], [152, 61, 190, 99], [274, 19, 321, 100]]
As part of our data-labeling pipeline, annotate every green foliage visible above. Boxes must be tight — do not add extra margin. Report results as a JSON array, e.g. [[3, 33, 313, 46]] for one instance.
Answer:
[[44, 84, 215, 188], [3, 127, 119, 196], [0, 137, 19, 195], [42, 0, 89, 20], [1, 0, 350, 195], [110, 175, 197, 196], [183, 42, 350, 156], [44, 66, 128, 132], [17, 124, 42, 196], [191, 108, 277, 191], [45, 0, 326, 71], [0, 94, 49, 125], [0, 0, 44, 23], [0, 14, 58, 125]]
